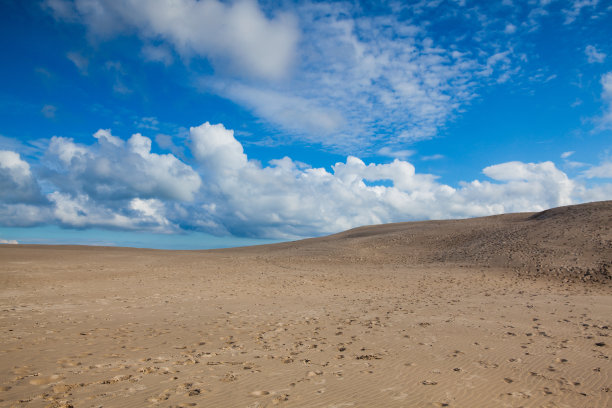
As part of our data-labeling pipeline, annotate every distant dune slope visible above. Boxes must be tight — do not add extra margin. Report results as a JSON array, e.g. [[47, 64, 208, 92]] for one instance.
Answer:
[[235, 201, 612, 283]]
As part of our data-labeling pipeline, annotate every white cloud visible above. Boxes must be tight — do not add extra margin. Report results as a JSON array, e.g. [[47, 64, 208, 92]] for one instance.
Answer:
[[184, 122, 598, 238], [45, 0, 299, 80], [41, 104, 57, 119], [43, 0, 78, 21], [0, 203, 49, 227], [598, 72, 612, 129], [0, 239, 18, 245], [134, 116, 160, 130], [203, 3, 487, 149], [563, 0, 599, 24], [566, 161, 588, 169], [575, 183, 612, 203], [93, 128, 123, 147], [1, 122, 611, 238], [0, 150, 43, 204], [66, 51, 89, 74], [130, 198, 171, 227], [209, 82, 346, 138], [377, 147, 415, 159], [48, 192, 175, 232], [421, 154, 444, 161], [0, 138, 184, 231], [48, 130, 202, 202], [191, 122, 248, 175], [155, 133, 184, 158], [585, 45, 606, 63], [141, 44, 173, 66], [483, 51, 513, 81], [104, 61, 132, 95], [112, 80, 131, 95], [559, 151, 586, 170], [481, 161, 574, 207], [48, 136, 89, 165], [583, 162, 612, 179]]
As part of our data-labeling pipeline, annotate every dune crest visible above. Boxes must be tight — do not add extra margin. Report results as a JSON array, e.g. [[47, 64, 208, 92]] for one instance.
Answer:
[[236, 200, 612, 283]]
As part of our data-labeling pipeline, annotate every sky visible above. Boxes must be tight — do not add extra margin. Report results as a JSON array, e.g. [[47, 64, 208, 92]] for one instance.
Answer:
[[0, 0, 611, 249]]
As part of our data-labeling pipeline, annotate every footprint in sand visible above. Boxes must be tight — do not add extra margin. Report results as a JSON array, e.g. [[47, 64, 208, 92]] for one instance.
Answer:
[[52, 384, 75, 394], [56, 359, 80, 368], [148, 391, 171, 403], [272, 394, 290, 404]]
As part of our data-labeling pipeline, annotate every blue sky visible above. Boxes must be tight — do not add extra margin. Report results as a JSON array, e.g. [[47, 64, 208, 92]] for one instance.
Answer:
[[1, 0, 611, 249]]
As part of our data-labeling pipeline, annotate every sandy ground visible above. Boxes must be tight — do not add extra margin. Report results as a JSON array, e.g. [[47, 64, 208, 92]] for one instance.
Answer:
[[1, 202, 611, 407]]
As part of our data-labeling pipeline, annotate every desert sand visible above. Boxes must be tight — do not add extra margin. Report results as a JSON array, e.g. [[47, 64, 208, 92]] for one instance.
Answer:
[[1, 201, 611, 407]]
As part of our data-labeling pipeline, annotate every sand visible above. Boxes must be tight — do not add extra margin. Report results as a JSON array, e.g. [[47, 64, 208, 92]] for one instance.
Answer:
[[1, 201, 611, 407]]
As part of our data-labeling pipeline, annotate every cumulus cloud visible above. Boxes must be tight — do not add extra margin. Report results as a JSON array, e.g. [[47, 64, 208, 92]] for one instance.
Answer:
[[0, 129, 201, 232], [184, 122, 603, 238], [48, 192, 175, 231], [585, 45, 606, 63], [1, 122, 611, 239], [44, 0, 299, 80], [0, 150, 44, 204], [191, 122, 247, 174], [0, 203, 49, 227], [47, 130, 202, 202], [480, 161, 574, 208]]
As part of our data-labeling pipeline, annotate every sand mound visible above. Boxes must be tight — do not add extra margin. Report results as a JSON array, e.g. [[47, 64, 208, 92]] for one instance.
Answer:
[[244, 200, 612, 283]]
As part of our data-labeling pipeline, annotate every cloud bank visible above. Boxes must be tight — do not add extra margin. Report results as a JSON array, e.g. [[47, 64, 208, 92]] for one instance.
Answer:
[[1, 122, 610, 239]]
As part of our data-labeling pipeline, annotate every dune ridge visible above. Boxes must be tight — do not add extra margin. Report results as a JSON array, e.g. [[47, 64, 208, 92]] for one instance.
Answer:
[[0, 201, 610, 407], [234, 200, 612, 283]]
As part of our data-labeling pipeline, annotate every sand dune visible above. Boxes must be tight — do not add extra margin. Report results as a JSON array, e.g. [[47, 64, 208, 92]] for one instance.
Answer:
[[1, 201, 610, 407]]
